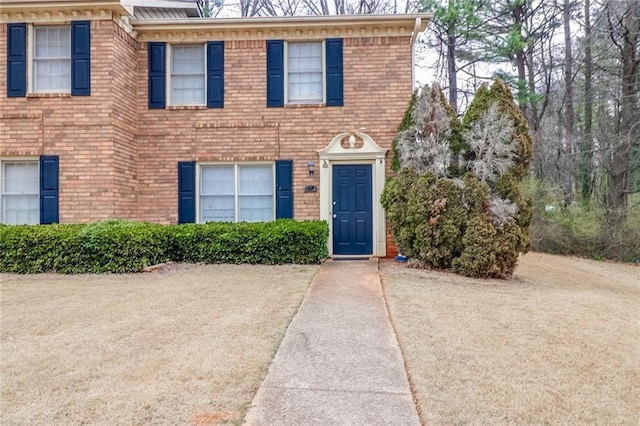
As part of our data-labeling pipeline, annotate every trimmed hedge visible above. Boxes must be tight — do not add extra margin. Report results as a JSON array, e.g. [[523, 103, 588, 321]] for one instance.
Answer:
[[173, 220, 329, 265], [0, 219, 328, 274]]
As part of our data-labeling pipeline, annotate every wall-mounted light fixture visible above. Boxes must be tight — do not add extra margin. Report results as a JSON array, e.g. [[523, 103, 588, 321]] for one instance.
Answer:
[[308, 161, 315, 176]]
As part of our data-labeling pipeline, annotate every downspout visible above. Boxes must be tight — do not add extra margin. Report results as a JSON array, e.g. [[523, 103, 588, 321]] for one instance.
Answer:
[[410, 17, 421, 89]]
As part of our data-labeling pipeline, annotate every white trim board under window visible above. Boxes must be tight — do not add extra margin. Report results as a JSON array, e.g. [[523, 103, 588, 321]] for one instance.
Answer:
[[0, 159, 40, 225], [285, 40, 326, 104], [167, 43, 206, 106], [28, 24, 71, 93], [197, 163, 275, 223]]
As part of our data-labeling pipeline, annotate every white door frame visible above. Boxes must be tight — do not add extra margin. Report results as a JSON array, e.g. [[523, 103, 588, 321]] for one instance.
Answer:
[[317, 132, 388, 257]]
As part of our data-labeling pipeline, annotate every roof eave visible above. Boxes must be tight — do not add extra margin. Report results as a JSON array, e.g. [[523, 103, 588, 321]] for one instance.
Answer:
[[130, 13, 432, 32], [0, 0, 133, 16]]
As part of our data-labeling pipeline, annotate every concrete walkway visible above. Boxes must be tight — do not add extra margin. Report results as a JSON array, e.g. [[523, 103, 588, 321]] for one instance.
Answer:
[[244, 259, 420, 426]]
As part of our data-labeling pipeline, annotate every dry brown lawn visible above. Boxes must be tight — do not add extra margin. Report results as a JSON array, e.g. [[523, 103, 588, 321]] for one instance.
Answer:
[[0, 263, 317, 425], [381, 252, 640, 425]]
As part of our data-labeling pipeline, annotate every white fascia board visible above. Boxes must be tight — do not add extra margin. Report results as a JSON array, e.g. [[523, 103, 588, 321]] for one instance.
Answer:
[[130, 13, 432, 29]]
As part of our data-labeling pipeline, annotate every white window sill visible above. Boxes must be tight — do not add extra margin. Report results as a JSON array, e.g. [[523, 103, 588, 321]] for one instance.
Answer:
[[285, 103, 326, 108], [26, 93, 72, 98], [167, 105, 207, 110]]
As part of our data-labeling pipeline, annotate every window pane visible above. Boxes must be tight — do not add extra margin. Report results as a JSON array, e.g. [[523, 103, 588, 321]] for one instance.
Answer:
[[309, 42, 322, 57], [34, 59, 71, 92], [289, 72, 323, 102], [201, 166, 233, 195], [201, 195, 235, 222], [288, 43, 300, 58], [172, 45, 204, 74], [34, 26, 71, 92], [288, 42, 321, 72], [1, 162, 39, 225], [238, 166, 273, 222], [2, 162, 39, 194], [239, 195, 273, 222], [239, 166, 272, 195], [35, 26, 70, 58], [171, 45, 205, 105], [288, 42, 322, 103], [200, 166, 235, 222], [172, 75, 205, 105]]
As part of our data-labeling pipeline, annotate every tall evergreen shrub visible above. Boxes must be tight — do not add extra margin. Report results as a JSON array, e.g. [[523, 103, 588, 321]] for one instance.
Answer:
[[382, 79, 534, 278]]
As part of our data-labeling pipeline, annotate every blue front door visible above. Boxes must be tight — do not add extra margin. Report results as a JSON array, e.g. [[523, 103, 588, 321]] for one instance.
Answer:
[[332, 164, 373, 255]]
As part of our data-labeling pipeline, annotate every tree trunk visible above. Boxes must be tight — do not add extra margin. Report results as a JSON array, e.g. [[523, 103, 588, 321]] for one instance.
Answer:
[[447, 36, 457, 112], [580, 0, 594, 201], [512, 2, 528, 118], [607, 1, 640, 212], [563, 0, 575, 207]]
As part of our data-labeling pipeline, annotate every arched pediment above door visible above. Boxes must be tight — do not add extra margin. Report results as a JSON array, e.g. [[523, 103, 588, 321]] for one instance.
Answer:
[[317, 132, 388, 160]]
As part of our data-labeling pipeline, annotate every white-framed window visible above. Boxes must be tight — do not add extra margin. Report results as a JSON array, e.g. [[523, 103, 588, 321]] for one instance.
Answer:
[[199, 163, 275, 223], [0, 160, 40, 225], [31, 25, 71, 93], [168, 44, 206, 106], [286, 41, 325, 104]]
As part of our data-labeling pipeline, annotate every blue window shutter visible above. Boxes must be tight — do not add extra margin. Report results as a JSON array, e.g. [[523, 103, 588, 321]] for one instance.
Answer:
[[71, 21, 91, 96], [178, 161, 196, 224], [40, 155, 59, 224], [207, 41, 224, 108], [325, 38, 343, 107], [7, 23, 26, 98], [276, 160, 293, 219], [148, 42, 166, 109], [266, 40, 284, 107]]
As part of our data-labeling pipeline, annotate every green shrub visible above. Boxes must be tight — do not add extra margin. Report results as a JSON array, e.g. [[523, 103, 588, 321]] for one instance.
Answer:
[[173, 220, 328, 265], [77, 220, 173, 273], [0, 220, 172, 273], [0, 224, 84, 273], [530, 207, 640, 262], [408, 174, 468, 268], [0, 219, 329, 274], [525, 180, 640, 262], [383, 168, 529, 278], [453, 216, 523, 278], [381, 168, 420, 257]]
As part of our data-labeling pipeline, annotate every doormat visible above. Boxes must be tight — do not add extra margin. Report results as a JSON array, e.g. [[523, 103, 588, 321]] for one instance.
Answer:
[[332, 257, 370, 261]]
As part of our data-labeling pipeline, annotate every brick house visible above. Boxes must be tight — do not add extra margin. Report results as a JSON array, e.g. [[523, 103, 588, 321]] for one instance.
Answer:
[[0, 0, 430, 257]]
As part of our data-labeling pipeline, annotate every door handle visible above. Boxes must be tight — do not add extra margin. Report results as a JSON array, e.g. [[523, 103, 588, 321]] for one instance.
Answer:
[[333, 214, 337, 219]]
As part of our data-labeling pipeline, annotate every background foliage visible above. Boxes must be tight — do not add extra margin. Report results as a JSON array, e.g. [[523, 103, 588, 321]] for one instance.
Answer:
[[420, 0, 639, 262]]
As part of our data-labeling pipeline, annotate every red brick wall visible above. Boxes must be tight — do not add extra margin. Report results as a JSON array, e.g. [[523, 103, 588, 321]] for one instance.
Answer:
[[136, 36, 412, 223], [386, 225, 400, 258], [0, 20, 139, 223], [1, 18, 413, 246], [111, 23, 139, 220]]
